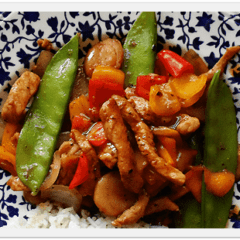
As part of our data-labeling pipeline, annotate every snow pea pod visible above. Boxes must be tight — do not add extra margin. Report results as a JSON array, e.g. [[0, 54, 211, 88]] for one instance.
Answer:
[[175, 193, 201, 228], [16, 34, 79, 196], [201, 70, 238, 228], [175, 128, 204, 228], [122, 12, 157, 87]]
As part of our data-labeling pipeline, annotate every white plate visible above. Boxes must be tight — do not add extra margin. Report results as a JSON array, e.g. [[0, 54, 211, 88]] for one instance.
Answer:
[[0, 11, 240, 228]]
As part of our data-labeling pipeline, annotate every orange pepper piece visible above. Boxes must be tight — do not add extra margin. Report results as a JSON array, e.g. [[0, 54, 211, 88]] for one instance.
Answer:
[[2, 123, 22, 155], [0, 146, 16, 175], [177, 148, 198, 173], [185, 166, 204, 203], [153, 126, 183, 147], [69, 95, 90, 121], [158, 145, 176, 167], [92, 65, 125, 86], [159, 136, 178, 164], [204, 168, 235, 198], [149, 83, 181, 116], [169, 73, 207, 99]]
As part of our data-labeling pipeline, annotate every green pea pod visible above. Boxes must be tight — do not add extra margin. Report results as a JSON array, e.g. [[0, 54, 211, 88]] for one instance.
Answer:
[[122, 12, 157, 87], [201, 70, 238, 228], [16, 34, 79, 196], [175, 127, 204, 228], [188, 126, 204, 166], [174, 193, 201, 228]]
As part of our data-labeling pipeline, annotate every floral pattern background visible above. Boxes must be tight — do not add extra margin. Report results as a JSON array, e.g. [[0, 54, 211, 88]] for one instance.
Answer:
[[0, 11, 240, 228]]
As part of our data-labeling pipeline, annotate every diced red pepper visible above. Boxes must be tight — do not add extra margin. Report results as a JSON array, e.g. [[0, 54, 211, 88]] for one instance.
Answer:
[[87, 122, 107, 147], [71, 113, 92, 132], [69, 152, 89, 189], [157, 50, 194, 78], [136, 74, 167, 100], [88, 79, 125, 110]]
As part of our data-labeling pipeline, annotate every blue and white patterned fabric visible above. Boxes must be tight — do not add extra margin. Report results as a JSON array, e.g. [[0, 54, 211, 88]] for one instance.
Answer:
[[0, 11, 240, 228]]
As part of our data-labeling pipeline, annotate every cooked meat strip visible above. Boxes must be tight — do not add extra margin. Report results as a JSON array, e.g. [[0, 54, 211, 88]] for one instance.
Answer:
[[176, 114, 200, 135], [71, 129, 101, 196], [128, 96, 157, 123], [204, 46, 240, 81], [99, 98, 144, 193], [112, 189, 150, 227], [2, 71, 41, 123], [144, 196, 179, 216], [97, 142, 118, 169], [112, 95, 186, 186]]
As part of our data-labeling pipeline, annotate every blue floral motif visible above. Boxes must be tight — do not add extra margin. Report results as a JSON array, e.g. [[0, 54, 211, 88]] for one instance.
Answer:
[[196, 12, 215, 32], [0, 11, 240, 228]]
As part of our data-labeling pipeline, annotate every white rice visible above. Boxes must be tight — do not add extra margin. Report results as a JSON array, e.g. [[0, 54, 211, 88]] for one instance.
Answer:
[[4, 201, 152, 229]]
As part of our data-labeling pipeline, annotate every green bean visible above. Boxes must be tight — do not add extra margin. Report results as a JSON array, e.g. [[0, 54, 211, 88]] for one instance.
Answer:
[[16, 34, 79, 196]]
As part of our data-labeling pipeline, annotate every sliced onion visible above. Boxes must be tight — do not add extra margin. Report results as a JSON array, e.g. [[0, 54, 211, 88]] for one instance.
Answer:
[[40, 151, 61, 191], [41, 185, 82, 213]]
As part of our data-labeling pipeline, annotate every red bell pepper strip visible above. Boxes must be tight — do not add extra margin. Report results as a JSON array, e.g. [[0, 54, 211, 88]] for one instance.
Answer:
[[88, 79, 125, 110], [136, 74, 167, 100], [157, 50, 194, 78], [69, 152, 89, 189], [87, 122, 107, 147], [71, 113, 91, 132]]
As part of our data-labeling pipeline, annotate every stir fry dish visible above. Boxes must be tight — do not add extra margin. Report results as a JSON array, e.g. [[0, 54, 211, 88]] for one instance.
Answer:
[[1, 12, 240, 228]]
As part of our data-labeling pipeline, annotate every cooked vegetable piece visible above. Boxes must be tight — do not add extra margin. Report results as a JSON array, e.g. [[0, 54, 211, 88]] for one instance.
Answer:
[[71, 114, 91, 132], [169, 73, 207, 99], [182, 49, 209, 76], [93, 171, 137, 217], [69, 94, 90, 121], [92, 65, 125, 86], [157, 50, 194, 78], [174, 193, 202, 228], [16, 34, 79, 196], [84, 38, 124, 78], [149, 83, 181, 116], [87, 122, 107, 147], [69, 152, 89, 189], [0, 146, 17, 176], [2, 122, 22, 155], [201, 70, 238, 228], [122, 12, 157, 86], [88, 78, 125, 110], [136, 74, 167, 100], [185, 166, 204, 203], [32, 50, 54, 78]]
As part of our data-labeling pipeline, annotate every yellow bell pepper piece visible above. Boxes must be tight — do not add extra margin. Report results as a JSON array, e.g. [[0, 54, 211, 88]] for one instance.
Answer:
[[92, 65, 125, 86], [69, 95, 90, 121], [149, 83, 181, 116], [169, 73, 207, 99]]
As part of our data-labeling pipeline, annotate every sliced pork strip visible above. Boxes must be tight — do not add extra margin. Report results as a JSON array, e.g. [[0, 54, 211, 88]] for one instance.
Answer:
[[204, 46, 240, 81], [112, 95, 186, 186], [97, 142, 118, 169], [99, 98, 143, 193], [112, 189, 150, 227]]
